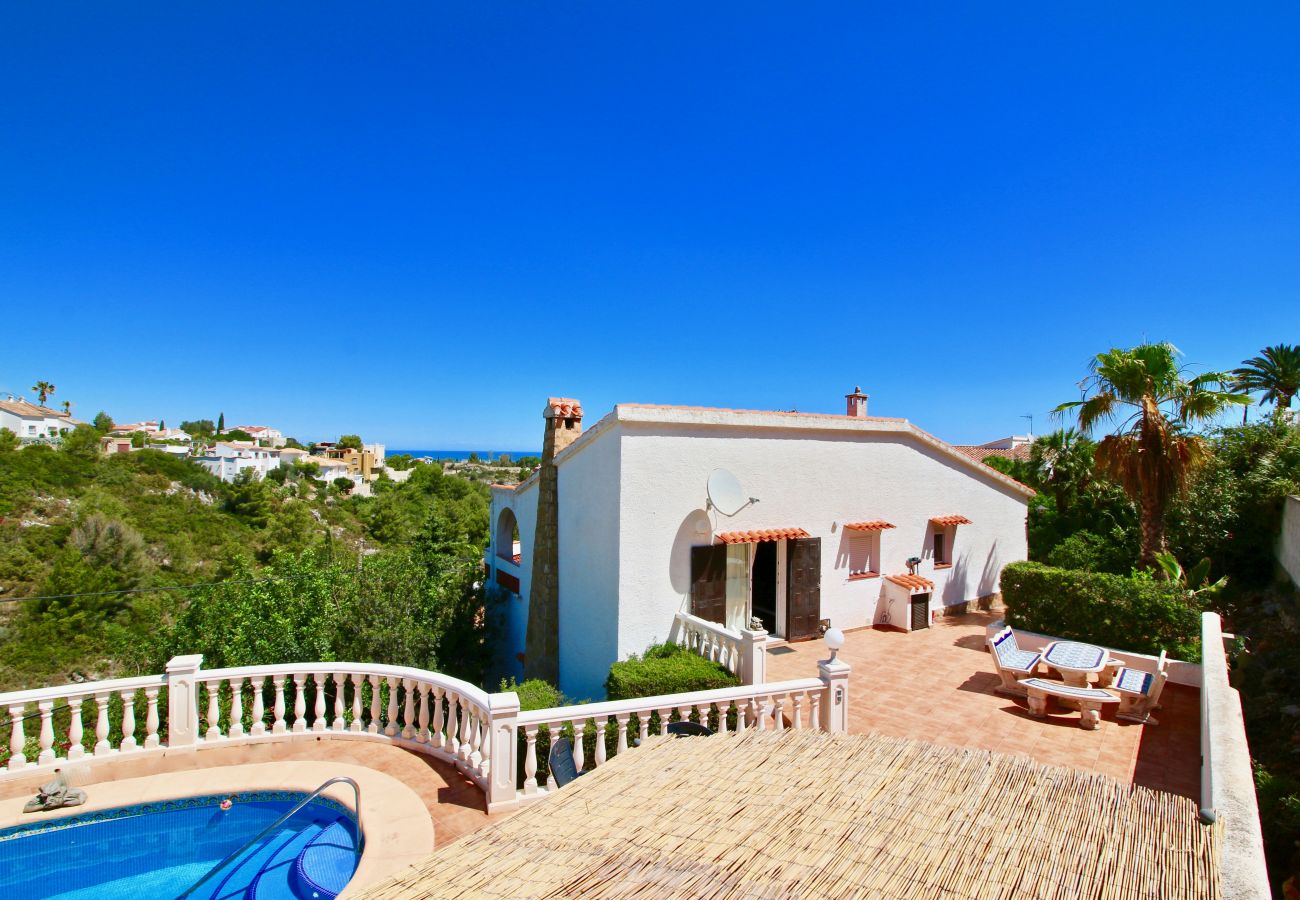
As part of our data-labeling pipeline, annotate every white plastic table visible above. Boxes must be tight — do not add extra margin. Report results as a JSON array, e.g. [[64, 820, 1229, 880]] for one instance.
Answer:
[[1042, 640, 1108, 687]]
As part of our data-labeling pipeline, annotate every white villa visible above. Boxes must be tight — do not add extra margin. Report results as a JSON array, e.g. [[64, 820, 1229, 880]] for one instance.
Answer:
[[488, 389, 1033, 700], [236, 424, 286, 447], [192, 441, 280, 481], [0, 398, 83, 442]]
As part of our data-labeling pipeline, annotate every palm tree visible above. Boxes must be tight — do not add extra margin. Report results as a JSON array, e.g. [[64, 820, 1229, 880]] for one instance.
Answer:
[[1054, 343, 1249, 568], [1027, 429, 1095, 516], [1232, 344, 1300, 415], [61, 400, 72, 415], [31, 381, 55, 406]]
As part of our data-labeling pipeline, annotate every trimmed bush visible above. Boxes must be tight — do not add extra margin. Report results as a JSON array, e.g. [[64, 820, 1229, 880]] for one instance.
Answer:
[[1001, 561, 1201, 662], [604, 641, 740, 701]]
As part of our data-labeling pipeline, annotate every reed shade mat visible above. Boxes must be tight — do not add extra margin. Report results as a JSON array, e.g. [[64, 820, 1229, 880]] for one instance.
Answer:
[[357, 730, 1220, 900]]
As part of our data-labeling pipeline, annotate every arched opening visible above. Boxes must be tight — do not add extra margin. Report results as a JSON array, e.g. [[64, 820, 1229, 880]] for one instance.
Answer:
[[495, 507, 521, 563]]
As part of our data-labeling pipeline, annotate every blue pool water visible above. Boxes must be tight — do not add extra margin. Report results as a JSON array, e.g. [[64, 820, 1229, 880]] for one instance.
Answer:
[[0, 791, 361, 900]]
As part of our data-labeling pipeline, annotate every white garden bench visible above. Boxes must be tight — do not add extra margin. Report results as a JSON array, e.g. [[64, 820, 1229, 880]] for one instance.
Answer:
[[1020, 678, 1119, 730], [1110, 650, 1169, 724], [987, 626, 1042, 696]]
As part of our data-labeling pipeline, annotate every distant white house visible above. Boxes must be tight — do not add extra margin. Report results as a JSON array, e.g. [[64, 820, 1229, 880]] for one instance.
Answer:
[[109, 421, 160, 435], [236, 425, 286, 447], [152, 428, 193, 442], [488, 389, 1033, 699], [0, 398, 83, 442], [192, 442, 279, 482]]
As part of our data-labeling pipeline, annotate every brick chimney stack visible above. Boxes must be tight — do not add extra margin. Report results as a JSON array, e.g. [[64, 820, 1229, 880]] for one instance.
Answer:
[[525, 397, 583, 684], [845, 386, 869, 418]]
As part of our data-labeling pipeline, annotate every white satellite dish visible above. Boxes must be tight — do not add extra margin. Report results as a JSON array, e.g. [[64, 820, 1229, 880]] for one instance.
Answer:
[[707, 468, 756, 517]]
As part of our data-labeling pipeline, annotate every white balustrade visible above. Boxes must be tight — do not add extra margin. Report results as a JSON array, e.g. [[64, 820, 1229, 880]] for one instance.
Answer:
[[0, 654, 846, 815]]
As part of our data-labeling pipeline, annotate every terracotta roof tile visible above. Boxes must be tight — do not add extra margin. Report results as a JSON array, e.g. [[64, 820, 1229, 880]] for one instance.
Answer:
[[930, 515, 972, 526], [717, 528, 810, 544], [952, 444, 1032, 464], [886, 573, 935, 591], [546, 397, 583, 418], [843, 520, 895, 532]]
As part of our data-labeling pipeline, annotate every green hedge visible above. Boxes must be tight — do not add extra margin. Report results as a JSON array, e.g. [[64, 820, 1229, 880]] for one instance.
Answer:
[[1001, 561, 1201, 662], [604, 641, 741, 700]]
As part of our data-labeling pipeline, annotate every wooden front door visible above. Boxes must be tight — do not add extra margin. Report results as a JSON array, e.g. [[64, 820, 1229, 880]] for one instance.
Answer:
[[690, 544, 728, 625], [785, 536, 822, 641]]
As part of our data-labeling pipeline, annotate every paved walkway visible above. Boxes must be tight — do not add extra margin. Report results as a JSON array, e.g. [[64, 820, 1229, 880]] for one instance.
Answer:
[[764, 611, 1201, 799]]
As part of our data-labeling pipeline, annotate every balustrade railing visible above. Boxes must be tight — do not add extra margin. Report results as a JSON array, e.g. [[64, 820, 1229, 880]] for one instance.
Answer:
[[0, 651, 849, 813], [671, 611, 767, 684]]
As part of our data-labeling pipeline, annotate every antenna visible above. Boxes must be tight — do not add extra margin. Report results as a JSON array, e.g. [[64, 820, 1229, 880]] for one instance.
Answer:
[[1021, 414, 1034, 437], [706, 468, 759, 517]]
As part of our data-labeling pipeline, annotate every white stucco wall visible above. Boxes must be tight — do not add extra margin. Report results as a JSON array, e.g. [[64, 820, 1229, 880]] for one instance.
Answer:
[[489, 405, 1030, 701], [1279, 496, 1300, 590], [615, 415, 1029, 662], [490, 483, 536, 686]]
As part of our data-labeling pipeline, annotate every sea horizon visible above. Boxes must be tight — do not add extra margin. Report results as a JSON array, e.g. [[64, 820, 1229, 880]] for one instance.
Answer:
[[387, 449, 540, 461]]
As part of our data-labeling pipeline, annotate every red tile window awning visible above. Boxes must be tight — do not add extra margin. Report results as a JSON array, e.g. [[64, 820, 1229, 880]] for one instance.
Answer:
[[930, 515, 973, 526], [844, 520, 896, 532], [886, 573, 935, 591], [717, 528, 811, 544]]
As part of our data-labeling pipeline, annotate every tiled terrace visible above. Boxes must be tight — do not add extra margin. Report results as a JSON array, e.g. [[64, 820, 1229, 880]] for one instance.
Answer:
[[765, 610, 1201, 799]]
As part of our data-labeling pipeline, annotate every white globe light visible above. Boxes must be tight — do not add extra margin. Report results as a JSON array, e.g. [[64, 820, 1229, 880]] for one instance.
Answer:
[[824, 627, 845, 653]]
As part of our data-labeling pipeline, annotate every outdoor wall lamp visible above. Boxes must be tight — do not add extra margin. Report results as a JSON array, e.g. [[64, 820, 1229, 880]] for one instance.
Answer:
[[824, 627, 845, 663]]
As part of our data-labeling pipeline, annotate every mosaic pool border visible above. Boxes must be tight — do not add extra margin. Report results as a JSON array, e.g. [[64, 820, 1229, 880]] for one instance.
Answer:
[[0, 790, 353, 842]]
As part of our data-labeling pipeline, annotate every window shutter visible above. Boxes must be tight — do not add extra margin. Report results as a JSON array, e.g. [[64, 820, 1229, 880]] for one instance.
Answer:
[[690, 544, 728, 625]]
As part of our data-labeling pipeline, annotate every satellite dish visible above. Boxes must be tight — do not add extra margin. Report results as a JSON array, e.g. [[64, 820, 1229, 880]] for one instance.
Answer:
[[707, 468, 756, 517]]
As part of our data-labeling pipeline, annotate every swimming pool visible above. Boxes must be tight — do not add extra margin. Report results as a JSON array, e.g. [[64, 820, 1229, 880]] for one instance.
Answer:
[[0, 790, 361, 900]]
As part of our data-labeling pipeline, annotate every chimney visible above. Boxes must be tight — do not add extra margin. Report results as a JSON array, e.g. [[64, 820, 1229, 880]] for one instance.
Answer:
[[845, 386, 869, 418], [525, 396, 583, 685]]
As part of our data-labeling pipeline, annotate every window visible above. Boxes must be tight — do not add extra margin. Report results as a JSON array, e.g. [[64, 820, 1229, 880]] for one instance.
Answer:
[[848, 531, 880, 579], [933, 528, 955, 568]]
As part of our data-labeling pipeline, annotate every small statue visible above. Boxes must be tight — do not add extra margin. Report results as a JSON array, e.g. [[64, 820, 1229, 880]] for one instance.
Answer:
[[23, 770, 87, 814], [748, 616, 765, 632]]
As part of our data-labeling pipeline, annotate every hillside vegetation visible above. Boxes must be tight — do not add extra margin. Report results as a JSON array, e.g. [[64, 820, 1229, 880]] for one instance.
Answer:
[[0, 430, 492, 690]]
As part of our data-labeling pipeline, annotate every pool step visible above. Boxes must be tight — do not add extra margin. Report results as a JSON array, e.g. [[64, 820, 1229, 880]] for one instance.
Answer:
[[291, 819, 359, 900], [205, 824, 323, 900], [245, 822, 328, 900]]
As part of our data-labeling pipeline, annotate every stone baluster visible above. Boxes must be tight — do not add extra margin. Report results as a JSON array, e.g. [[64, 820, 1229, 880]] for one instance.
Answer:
[[474, 712, 487, 775], [384, 676, 399, 737], [250, 678, 267, 737], [119, 690, 138, 751], [67, 698, 85, 759], [37, 700, 55, 764], [350, 674, 364, 733], [572, 720, 586, 772], [615, 714, 629, 756], [735, 698, 747, 735], [94, 693, 112, 755], [458, 697, 472, 762], [333, 673, 347, 731], [445, 693, 459, 756], [272, 676, 287, 735], [229, 679, 245, 738], [637, 712, 650, 745], [545, 723, 562, 790], [677, 705, 692, 731], [809, 691, 821, 731], [205, 681, 222, 740], [750, 697, 763, 732], [657, 706, 671, 735], [593, 718, 608, 767], [7, 704, 26, 769], [144, 687, 160, 748], [791, 692, 804, 730], [715, 702, 728, 735], [431, 687, 444, 749], [400, 679, 416, 740], [523, 725, 539, 794], [312, 674, 327, 733], [292, 674, 306, 733], [367, 674, 381, 734], [417, 683, 431, 743], [772, 696, 785, 732]]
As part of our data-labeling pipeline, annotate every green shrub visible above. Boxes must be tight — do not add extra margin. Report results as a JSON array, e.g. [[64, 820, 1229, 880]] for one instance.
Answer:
[[604, 641, 740, 700], [1001, 561, 1201, 662]]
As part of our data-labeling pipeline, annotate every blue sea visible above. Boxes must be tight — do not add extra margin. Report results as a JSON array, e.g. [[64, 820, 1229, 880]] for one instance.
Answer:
[[387, 449, 540, 461]]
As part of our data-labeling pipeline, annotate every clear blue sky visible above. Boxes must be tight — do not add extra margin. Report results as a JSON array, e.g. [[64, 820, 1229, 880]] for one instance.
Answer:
[[2, 4, 1297, 448]]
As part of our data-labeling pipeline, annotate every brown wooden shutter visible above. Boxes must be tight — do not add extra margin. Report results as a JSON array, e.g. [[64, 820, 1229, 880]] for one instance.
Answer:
[[785, 536, 822, 641], [690, 544, 728, 625]]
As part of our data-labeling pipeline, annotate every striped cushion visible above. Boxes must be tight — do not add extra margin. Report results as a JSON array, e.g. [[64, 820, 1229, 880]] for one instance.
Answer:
[[1113, 668, 1153, 695], [1021, 678, 1118, 702]]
